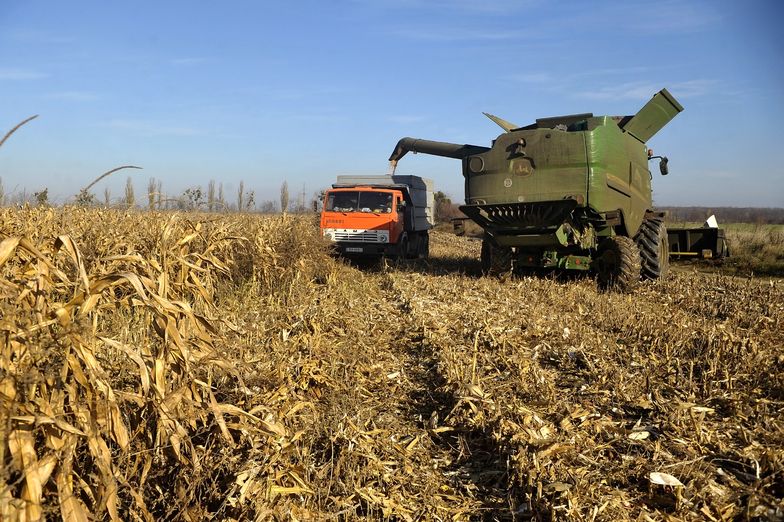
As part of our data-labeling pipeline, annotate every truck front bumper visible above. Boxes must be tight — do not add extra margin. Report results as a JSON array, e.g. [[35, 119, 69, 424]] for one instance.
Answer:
[[331, 241, 395, 257]]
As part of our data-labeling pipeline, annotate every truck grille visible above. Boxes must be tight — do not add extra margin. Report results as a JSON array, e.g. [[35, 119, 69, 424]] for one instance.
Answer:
[[333, 229, 387, 242]]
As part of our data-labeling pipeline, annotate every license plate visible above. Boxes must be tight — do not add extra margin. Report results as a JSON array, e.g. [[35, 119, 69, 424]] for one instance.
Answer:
[[345, 247, 363, 253]]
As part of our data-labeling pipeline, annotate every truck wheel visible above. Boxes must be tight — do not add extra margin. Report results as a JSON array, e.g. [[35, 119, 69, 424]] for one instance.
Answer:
[[634, 216, 669, 280], [594, 236, 640, 292], [406, 233, 421, 259], [396, 234, 409, 260], [481, 238, 512, 276], [417, 233, 430, 259]]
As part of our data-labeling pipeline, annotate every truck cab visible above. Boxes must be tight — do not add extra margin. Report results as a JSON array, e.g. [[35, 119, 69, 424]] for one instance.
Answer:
[[319, 175, 434, 259]]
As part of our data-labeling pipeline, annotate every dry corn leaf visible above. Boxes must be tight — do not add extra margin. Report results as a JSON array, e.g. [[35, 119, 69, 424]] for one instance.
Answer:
[[649, 472, 684, 487]]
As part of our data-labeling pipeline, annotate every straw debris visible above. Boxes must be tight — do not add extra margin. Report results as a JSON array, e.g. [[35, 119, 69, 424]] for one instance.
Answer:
[[0, 208, 782, 520]]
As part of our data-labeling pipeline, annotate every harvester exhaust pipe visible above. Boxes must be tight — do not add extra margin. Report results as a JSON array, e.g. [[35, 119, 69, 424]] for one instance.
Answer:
[[388, 137, 490, 174]]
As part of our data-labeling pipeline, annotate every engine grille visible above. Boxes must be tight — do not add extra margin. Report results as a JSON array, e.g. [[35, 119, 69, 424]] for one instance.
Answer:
[[333, 229, 387, 242], [459, 200, 579, 232]]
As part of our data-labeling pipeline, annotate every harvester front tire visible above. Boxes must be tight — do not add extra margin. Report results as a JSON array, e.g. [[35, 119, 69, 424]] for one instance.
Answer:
[[481, 238, 513, 276], [635, 216, 670, 280], [595, 236, 641, 292]]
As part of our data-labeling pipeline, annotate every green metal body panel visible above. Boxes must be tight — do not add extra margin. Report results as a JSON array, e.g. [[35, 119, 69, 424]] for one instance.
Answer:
[[622, 89, 684, 143], [388, 89, 683, 265]]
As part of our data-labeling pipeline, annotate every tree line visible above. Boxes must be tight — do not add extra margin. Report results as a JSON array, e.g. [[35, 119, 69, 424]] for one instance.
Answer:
[[0, 176, 323, 214], [660, 206, 784, 225]]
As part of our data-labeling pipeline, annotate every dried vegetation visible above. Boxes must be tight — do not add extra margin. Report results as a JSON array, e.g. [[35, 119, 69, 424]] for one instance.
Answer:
[[1, 208, 782, 520]]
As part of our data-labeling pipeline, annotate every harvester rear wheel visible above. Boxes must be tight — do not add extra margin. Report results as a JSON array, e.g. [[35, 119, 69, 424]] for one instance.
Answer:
[[635, 216, 670, 280], [481, 238, 513, 276], [595, 236, 640, 292]]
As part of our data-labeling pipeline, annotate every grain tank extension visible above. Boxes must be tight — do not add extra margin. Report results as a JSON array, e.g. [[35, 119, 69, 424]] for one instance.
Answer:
[[388, 89, 683, 290]]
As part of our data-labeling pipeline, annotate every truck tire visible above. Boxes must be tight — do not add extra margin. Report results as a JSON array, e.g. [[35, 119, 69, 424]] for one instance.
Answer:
[[397, 233, 409, 260], [481, 238, 512, 276], [406, 233, 422, 259], [634, 216, 669, 280], [594, 236, 640, 292], [417, 233, 430, 259]]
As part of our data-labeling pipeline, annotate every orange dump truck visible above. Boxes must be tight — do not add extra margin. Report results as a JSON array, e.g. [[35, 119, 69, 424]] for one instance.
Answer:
[[320, 175, 434, 259]]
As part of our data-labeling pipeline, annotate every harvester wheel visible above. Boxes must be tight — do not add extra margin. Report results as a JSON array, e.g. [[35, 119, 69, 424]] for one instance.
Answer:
[[635, 216, 670, 280], [595, 236, 640, 292], [481, 238, 513, 276]]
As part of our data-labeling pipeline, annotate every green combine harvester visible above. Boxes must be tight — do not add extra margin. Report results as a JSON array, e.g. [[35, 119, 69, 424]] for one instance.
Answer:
[[389, 89, 684, 291]]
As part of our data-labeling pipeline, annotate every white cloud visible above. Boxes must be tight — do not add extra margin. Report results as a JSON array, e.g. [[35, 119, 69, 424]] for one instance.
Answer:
[[510, 68, 653, 86], [577, 80, 715, 101], [667, 79, 715, 98], [353, 0, 538, 14], [102, 119, 206, 137], [509, 72, 554, 84], [391, 27, 523, 42], [6, 30, 75, 45], [171, 57, 207, 66], [553, 1, 722, 35], [387, 115, 426, 124], [0, 68, 48, 80], [45, 91, 98, 101]]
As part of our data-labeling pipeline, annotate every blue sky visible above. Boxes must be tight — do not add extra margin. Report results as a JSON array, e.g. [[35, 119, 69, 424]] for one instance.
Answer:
[[1, 0, 782, 207]]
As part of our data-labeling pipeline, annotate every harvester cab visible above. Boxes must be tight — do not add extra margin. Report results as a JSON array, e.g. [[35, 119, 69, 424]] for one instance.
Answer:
[[388, 89, 684, 291]]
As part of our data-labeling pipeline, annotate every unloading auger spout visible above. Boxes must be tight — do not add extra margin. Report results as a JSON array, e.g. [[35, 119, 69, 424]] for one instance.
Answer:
[[388, 137, 489, 174]]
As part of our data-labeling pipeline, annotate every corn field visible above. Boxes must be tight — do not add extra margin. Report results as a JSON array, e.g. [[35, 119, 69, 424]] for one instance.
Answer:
[[1, 208, 782, 520]]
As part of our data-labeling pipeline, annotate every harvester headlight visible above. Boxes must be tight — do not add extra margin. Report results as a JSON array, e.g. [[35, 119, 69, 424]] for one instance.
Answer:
[[323, 228, 335, 241]]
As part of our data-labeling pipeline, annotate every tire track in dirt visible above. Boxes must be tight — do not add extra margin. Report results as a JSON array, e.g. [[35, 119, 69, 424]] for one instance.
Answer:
[[379, 232, 783, 519], [375, 266, 516, 518], [321, 262, 489, 518]]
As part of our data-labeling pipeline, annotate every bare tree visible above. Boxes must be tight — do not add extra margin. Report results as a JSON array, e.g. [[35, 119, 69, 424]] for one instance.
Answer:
[[207, 179, 216, 212], [147, 178, 157, 209], [75, 189, 96, 207], [237, 180, 245, 212], [183, 186, 204, 211], [124, 177, 135, 208], [104, 187, 111, 207], [312, 189, 326, 212], [280, 181, 289, 213], [156, 180, 163, 210], [294, 183, 306, 213], [34, 188, 49, 207], [0, 177, 5, 207], [218, 182, 224, 211]]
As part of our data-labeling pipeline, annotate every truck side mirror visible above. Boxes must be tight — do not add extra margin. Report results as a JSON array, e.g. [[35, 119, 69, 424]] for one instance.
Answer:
[[659, 156, 669, 176]]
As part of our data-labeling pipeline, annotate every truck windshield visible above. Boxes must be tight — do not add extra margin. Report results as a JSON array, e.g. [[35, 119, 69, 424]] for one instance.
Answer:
[[327, 191, 393, 213]]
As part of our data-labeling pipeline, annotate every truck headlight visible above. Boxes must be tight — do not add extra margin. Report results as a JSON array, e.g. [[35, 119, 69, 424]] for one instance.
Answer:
[[323, 228, 335, 241]]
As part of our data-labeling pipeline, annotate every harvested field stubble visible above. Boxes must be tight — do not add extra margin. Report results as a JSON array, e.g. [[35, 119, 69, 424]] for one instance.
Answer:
[[1, 208, 782, 520]]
